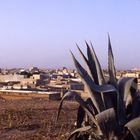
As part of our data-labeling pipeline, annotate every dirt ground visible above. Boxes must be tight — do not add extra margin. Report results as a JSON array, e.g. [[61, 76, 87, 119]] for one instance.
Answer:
[[0, 96, 78, 140]]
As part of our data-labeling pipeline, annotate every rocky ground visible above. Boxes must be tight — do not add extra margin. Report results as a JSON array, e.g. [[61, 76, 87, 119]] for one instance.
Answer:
[[0, 97, 78, 140]]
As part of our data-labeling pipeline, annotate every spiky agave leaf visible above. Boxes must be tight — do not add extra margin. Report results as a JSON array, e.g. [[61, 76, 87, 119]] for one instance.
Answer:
[[76, 44, 94, 84], [71, 51, 117, 93], [88, 42, 105, 85], [76, 44, 88, 67], [71, 51, 117, 113], [71, 49, 126, 132], [90, 42, 117, 110], [77, 42, 105, 85], [71, 50, 102, 113], [116, 90, 126, 127], [125, 117, 140, 140], [117, 78, 138, 124], [85, 98, 98, 115], [108, 35, 117, 87], [129, 79, 139, 120], [131, 95, 140, 119], [103, 91, 118, 110], [77, 44, 94, 82], [68, 126, 93, 140], [77, 43, 107, 110], [76, 105, 85, 128], [118, 77, 137, 107], [56, 91, 100, 130], [87, 42, 106, 111], [107, 35, 126, 126], [76, 98, 98, 128], [95, 108, 118, 140]]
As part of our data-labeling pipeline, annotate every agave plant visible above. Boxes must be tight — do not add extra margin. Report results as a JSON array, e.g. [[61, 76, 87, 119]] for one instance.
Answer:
[[57, 36, 140, 140]]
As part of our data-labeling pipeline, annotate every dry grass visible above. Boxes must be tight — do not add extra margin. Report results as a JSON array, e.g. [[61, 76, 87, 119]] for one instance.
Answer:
[[0, 96, 78, 140]]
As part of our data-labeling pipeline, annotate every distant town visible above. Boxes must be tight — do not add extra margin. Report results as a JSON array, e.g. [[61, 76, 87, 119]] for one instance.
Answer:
[[0, 67, 140, 100]]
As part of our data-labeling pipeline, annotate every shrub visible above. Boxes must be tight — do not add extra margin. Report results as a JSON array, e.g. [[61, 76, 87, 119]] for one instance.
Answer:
[[57, 36, 140, 140]]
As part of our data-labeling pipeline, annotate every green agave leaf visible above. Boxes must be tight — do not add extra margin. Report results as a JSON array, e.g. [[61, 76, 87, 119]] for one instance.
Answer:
[[108, 35, 117, 87], [100, 90, 125, 128], [77, 105, 85, 128], [77, 43, 107, 110], [71, 51, 117, 113], [71, 51, 102, 112], [108, 36, 126, 126], [117, 78, 138, 124], [95, 108, 118, 139], [90, 42, 117, 111], [77, 44, 94, 81], [68, 126, 92, 140], [77, 98, 98, 128], [125, 117, 140, 140], [116, 90, 126, 127], [86, 41, 105, 85], [131, 95, 140, 119], [118, 77, 137, 107], [56, 91, 99, 128], [86, 98, 98, 115], [87, 42, 107, 110], [76, 44, 88, 66], [103, 91, 117, 109]]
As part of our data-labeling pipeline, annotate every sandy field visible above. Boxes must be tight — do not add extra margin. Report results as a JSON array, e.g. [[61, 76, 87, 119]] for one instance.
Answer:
[[0, 94, 78, 140]]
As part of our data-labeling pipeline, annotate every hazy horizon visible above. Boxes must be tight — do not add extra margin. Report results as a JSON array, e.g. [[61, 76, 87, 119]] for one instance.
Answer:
[[0, 0, 140, 70]]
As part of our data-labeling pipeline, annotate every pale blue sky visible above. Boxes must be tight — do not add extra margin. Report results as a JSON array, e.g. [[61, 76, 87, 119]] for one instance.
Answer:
[[0, 0, 140, 69]]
